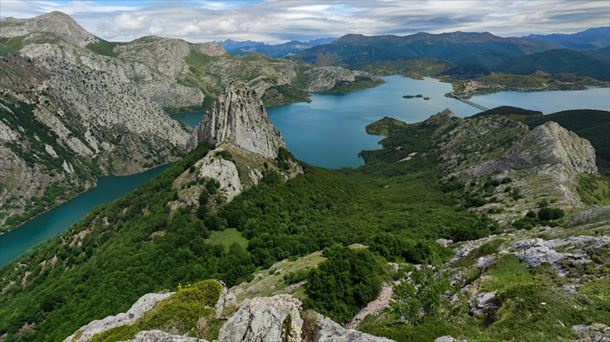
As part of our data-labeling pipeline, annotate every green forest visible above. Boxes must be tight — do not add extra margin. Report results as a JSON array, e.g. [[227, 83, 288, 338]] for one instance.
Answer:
[[0, 113, 498, 341]]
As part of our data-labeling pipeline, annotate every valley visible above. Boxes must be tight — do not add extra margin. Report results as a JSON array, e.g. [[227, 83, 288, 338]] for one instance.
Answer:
[[0, 6, 609, 342]]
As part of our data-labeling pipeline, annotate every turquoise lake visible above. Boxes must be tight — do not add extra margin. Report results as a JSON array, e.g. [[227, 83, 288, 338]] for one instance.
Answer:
[[175, 76, 610, 168], [2, 75, 608, 267], [0, 165, 167, 267]]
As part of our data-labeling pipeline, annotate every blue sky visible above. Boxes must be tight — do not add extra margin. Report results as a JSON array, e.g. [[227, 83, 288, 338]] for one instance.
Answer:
[[1, 0, 609, 43]]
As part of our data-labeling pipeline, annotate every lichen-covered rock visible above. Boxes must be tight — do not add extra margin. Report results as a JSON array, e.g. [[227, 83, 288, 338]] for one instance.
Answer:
[[572, 323, 610, 342], [64, 291, 173, 342], [128, 330, 208, 342], [469, 292, 498, 318], [313, 313, 395, 342], [214, 285, 238, 319], [218, 294, 303, 342], [188, 81, 285, 159], [510, 236, 610, 275]]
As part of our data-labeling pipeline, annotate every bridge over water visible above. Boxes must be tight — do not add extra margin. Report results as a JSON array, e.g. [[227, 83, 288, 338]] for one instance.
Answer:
[[450, 94, 489, 111]]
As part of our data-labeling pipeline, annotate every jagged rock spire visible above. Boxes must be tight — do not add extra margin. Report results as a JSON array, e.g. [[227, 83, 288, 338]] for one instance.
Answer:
[[188, 81, 286, 159]]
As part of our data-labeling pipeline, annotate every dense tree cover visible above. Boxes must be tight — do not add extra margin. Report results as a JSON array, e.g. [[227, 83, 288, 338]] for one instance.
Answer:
[[304, 245, 385, 323], [0, 115, 497, 341], [368, 233, 450, 265]]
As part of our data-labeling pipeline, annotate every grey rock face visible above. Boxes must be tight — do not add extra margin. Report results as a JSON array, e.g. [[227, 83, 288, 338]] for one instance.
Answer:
[[189, 82, 286, 159], [568, 205, 610, 226], [469, 292, 498, 318], [64, 291, 173, 342], [314, 314, 395, 342], [510, 236, 610, 275], [129, 330, 208, 342], [218, 294, 303, 342]]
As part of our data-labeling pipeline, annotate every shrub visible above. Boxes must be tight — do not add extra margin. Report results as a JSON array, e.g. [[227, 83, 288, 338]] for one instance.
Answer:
[[391, 267, 450, 324], [537, 207, 564, 221], [304, 245, 385, 323]]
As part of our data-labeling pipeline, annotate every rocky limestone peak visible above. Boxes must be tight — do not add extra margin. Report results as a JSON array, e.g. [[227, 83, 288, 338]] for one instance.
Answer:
[[470, 120, 599, 179], [425, 108, 455, 125], [188, 81, 286, 159], [0, 11, 97, 48]]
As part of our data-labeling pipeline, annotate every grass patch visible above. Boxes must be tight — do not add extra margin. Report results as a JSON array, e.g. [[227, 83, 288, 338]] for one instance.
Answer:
[[0, 36, 24, 57], [86, 39, 120, 57], [91, 280, 223, 342], [577, 174, 610, 205], [478, 255, 533, 292], [453, 239, 505, 268], [206, 228, 249, 251]]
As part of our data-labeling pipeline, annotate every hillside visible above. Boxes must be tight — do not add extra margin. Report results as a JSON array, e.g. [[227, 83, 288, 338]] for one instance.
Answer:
[[1, 100, 607, 340], [525, 26, 610, 49], [496, 48, 610, 81]]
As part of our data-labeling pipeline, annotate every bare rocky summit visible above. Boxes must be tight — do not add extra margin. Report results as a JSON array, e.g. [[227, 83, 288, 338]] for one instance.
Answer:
[[188, 81, 285, 158]]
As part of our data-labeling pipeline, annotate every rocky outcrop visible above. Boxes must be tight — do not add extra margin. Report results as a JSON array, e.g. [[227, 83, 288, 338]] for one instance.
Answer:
[[567, 205, 610, 226], [64, 291, 173, 342], [572, 323, 610, 342], [188, 81, 285, 158], [510, 236, 610, 275], [430, 111, 599, 218], [128, 330, 207, 342], [313, 313, 395, 342], [469, 292, 498, 318], [218, 294, 303, 342], [304, 66, 381, 92], [457, 121, 597, 180]]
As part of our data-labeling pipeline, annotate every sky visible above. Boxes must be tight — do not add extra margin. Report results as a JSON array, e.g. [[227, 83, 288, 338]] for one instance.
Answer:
[[1, 0, 609, 43]]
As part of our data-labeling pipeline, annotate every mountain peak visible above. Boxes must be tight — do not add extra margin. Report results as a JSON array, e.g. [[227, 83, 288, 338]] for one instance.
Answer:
[[188, 81, 286, 158], [0, 11, 96, 47]]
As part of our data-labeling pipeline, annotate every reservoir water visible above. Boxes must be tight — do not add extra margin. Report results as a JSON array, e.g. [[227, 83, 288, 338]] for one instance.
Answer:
[[0, 165, 168, 267], [173, 76, 610, 168], [2, 75, 608, 266]]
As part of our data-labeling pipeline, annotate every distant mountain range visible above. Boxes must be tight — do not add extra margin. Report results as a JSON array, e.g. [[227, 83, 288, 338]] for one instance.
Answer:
[[291, 28, 610, 80], [220, 37, 335, 57], [525, 27, 610, 49]]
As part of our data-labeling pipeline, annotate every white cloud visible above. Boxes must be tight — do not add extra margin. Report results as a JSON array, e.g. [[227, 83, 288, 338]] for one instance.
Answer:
[[1, 0, 608, 43]]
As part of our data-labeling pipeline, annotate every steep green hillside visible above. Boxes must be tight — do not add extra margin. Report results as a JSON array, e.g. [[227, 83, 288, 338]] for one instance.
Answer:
[[0, 137, 494, 341], [496, 48, 610, 81]]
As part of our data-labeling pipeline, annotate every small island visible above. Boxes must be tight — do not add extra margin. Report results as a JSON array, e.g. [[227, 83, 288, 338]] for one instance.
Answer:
[[403, 94, 430, 100]]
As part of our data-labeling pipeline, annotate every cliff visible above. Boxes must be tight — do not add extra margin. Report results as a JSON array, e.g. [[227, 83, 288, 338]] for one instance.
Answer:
[[188, 81, 285, 159]]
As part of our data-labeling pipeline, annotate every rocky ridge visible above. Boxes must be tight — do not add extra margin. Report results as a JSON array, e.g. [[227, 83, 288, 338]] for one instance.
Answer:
[[427, 110, 596, 220], [67, 281, 394, 342]]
